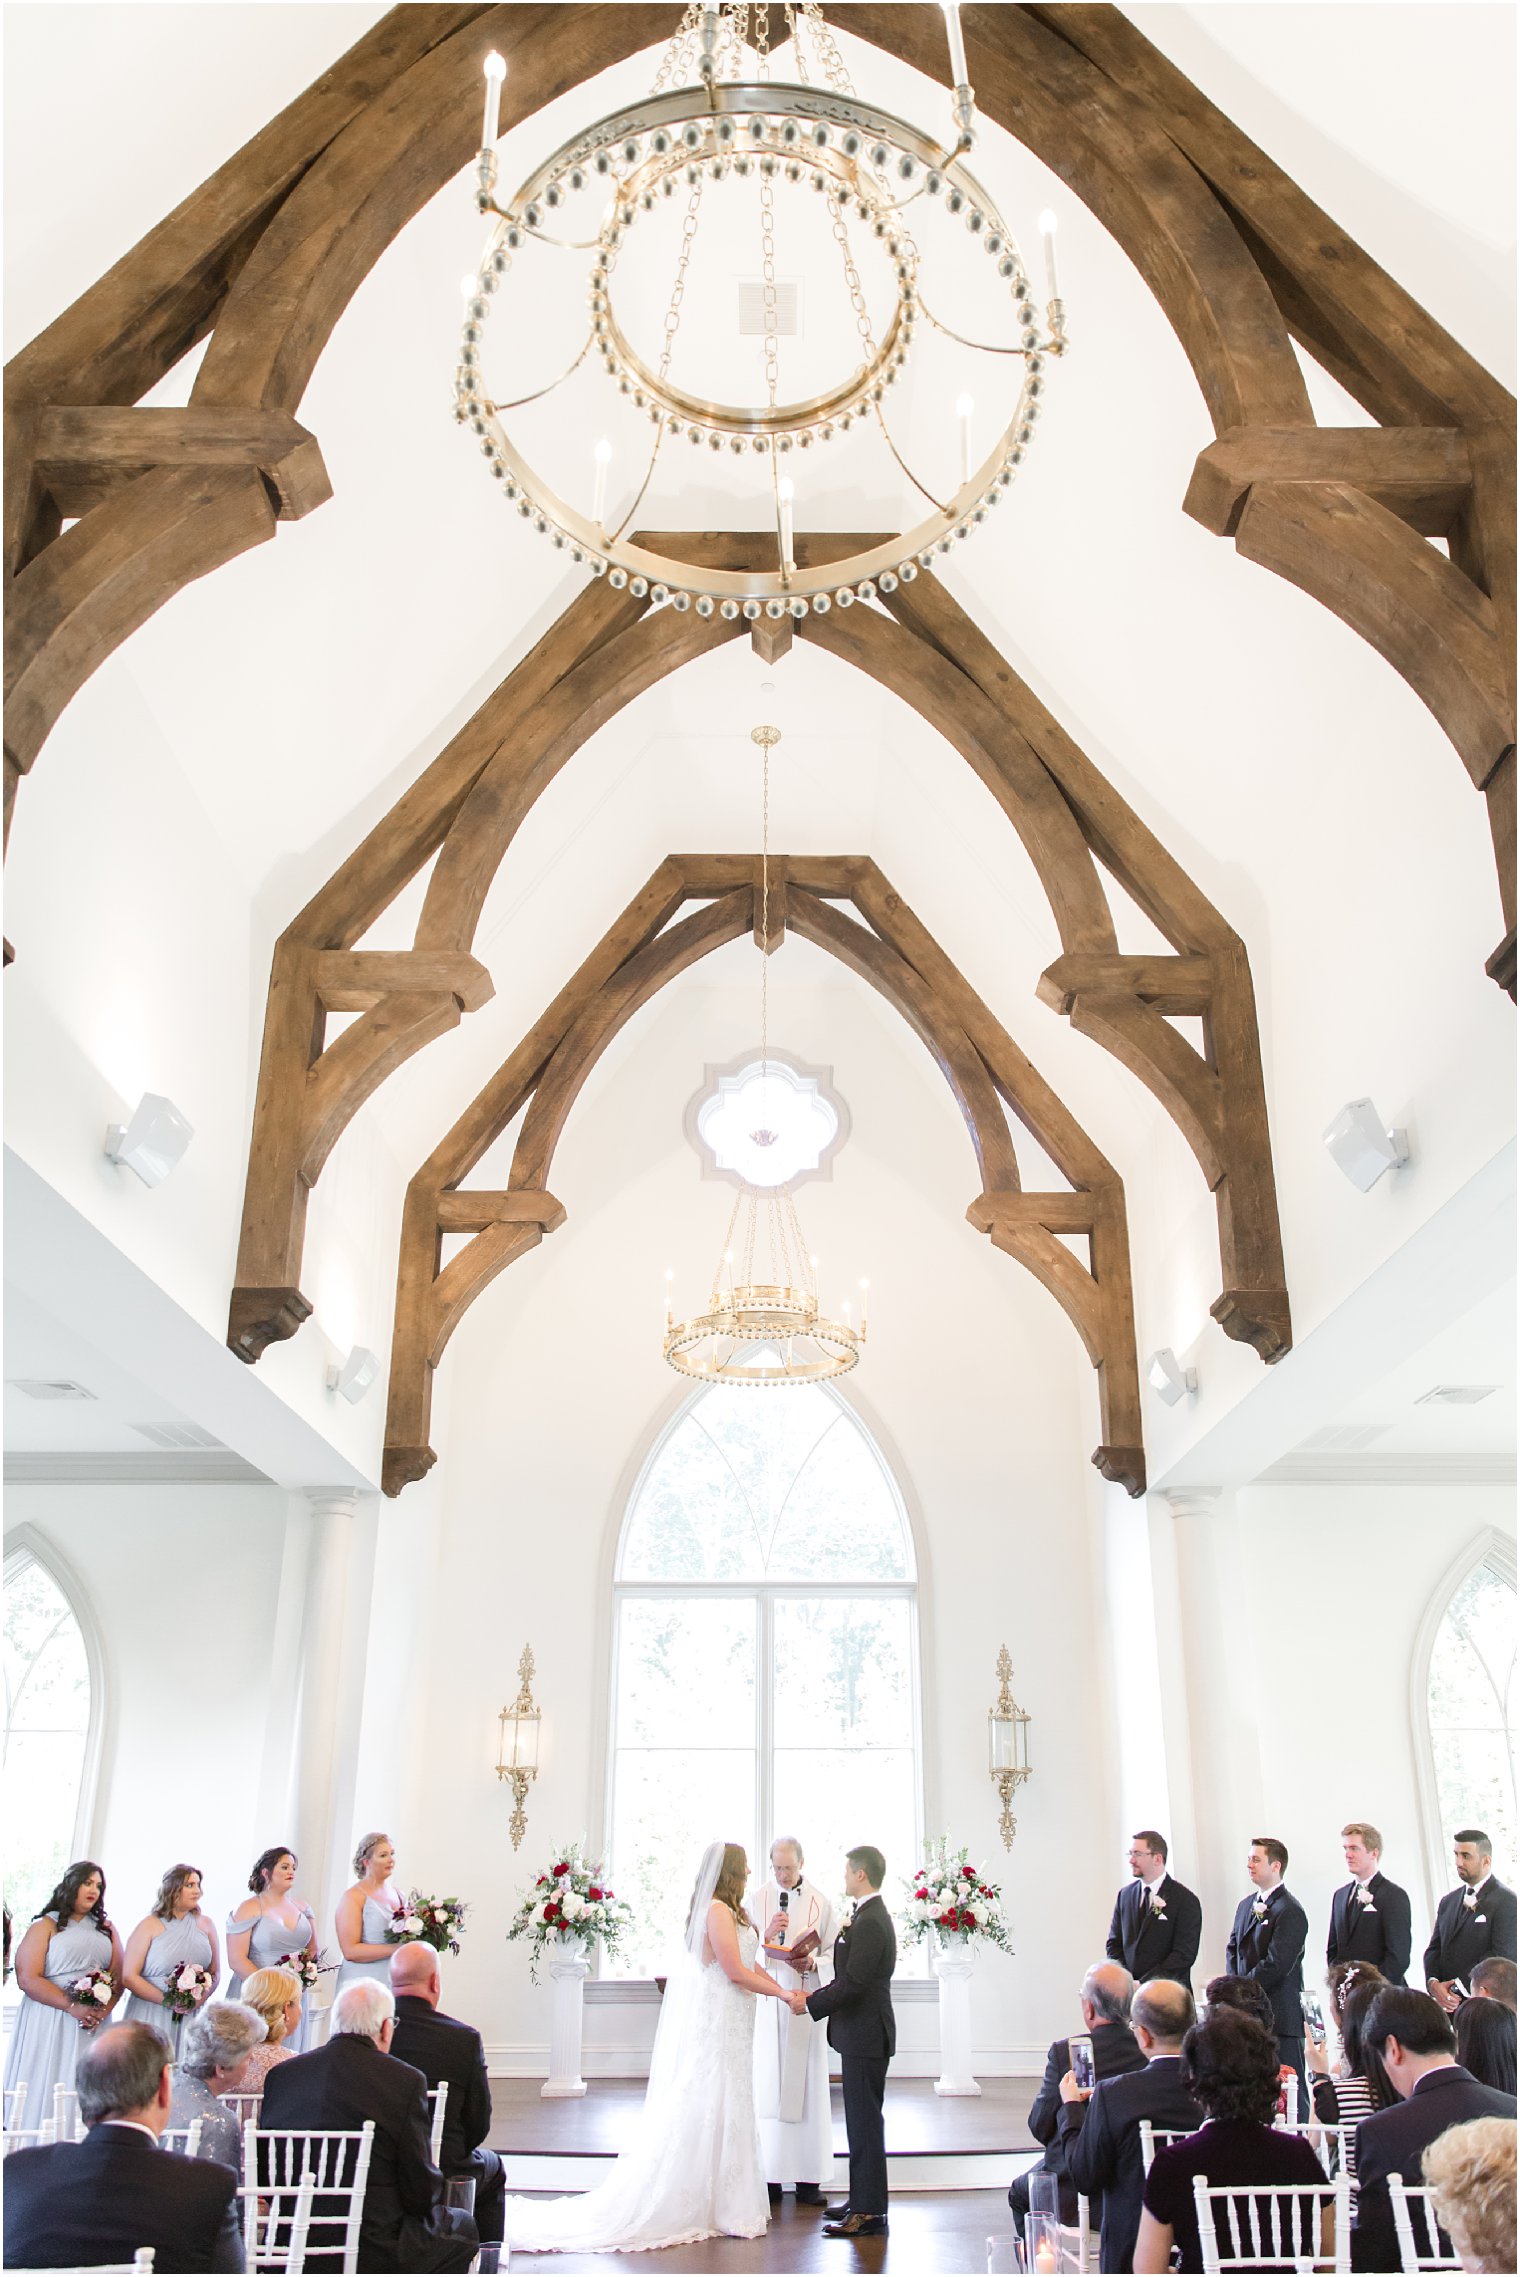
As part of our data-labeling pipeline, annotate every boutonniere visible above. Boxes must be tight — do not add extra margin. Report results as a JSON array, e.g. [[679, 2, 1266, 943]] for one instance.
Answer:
[[1354, 1889, 1378, 1912], [1150, 1895, 1168, 1919], [1462, 1889, 1479, 1911], [1251, 1895, 1269, 1922]]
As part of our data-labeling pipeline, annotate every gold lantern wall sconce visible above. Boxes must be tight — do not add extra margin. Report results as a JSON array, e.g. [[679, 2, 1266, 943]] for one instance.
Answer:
[[497, 1644, 542, 1849], [988, 1645, 1031, 1849]]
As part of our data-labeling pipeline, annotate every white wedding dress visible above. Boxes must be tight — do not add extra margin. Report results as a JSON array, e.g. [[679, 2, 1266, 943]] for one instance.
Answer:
[[504, 1847, 771, 2254]]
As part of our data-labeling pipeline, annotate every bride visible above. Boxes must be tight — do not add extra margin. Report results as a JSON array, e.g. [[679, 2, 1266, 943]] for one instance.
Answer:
[[504, 1841, 792, 2253]]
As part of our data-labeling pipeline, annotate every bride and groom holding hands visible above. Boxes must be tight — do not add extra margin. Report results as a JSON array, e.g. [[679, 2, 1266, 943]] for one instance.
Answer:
[[504, 1838, 897, 2255]]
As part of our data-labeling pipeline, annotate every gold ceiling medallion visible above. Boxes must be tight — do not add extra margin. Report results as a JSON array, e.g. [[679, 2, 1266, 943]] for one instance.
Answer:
[[662, 722, 868, 1386], [456, 1, 1068, 616]]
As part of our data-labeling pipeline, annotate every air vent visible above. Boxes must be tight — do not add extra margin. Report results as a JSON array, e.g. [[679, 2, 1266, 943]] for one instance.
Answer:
[[738, 279, 801, 336], [1301, 1424, 1389, 1452], [1416, 1384, 1500, 1406], [131, 1420, 226, 1450], [8, 1378, 97, 1401]]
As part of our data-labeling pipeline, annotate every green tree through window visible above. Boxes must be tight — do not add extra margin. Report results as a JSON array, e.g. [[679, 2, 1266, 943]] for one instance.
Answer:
[[1428, 1557, 1517, 1870], [608, 1385, 920, 1976]]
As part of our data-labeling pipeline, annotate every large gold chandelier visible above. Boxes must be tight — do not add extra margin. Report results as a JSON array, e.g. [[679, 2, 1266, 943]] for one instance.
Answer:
[[663, 724, 868, 1386], [456, 1, 1067, 615]]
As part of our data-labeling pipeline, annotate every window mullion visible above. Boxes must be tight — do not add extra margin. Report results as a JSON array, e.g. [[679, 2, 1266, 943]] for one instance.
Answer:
[[758, 1590, 774, 1868]]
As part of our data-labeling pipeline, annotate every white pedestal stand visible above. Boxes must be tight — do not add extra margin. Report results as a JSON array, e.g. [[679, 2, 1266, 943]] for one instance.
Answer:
[[932, 1936, 981, 2097], [541, 1937, 591, 2098]]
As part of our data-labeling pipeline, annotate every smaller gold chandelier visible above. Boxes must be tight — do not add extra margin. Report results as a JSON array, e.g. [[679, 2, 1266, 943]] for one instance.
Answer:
[[988, 1645, 1032, 1849], [497, 1644, 542, 1850], [663, 720, 869, 1386]]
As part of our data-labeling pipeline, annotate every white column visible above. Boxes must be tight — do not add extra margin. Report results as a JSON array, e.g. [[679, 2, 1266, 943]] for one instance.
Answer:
[[932, 1940, 981, 2095], [543, 1940, 591, 2097], [289, 1490, 379, 1931]]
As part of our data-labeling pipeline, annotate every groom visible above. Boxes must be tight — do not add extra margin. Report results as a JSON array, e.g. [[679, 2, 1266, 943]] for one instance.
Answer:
[[791, 1844, 896, 2239]]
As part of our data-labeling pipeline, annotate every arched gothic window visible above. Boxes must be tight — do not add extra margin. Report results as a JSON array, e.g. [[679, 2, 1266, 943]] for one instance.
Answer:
[[1426, 1548, 1517, 1869], [3, 1536, 99, 1923], [608, 1383, 921, 1977]]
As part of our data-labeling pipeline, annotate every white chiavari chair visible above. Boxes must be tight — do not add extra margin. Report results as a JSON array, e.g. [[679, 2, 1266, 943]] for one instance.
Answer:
[[1387, 2177, 1464, 2272], [220, 2089, 264, 2134], [160, 2116, 204, 2158], [51, 2081, 85, 2141], [3, 2080, 28, 2128], [1138, 2120, 1194, 2174], [8, 2255, 154, 2274], [236, 2166, 317, 2276], [248, 2119, 374, 2277], [1192, 2175, 1351, 2273], [1, 2120, 55, 2153], [426, 2080, 449, 2165]]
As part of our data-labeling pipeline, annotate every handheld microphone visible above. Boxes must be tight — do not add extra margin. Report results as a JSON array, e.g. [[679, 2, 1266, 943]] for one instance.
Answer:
[[779, 1887, 789, 1943]]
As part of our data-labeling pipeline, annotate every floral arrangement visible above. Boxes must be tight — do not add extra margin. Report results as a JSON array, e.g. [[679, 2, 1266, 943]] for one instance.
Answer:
[[385, 1891, 469, 1957], [901, 1839, 1014, 1953], [70, 1967, 115, 2014], [507, 1843, 635, 1983], [278, 1946, 337, 1991], [161, 1961, 216, 2020]]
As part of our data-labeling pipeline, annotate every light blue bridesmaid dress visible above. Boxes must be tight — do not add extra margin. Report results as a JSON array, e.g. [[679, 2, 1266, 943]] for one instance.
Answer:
[[121, 1911, 217, 2060], [3, 1911, 115, 2130], [224, 1903, 317, 2054], [334, 1893, 398, 1996]]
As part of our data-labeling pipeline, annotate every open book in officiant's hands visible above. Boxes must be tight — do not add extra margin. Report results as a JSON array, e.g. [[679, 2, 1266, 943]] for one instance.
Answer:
[[763, 1927, 821, 1967]]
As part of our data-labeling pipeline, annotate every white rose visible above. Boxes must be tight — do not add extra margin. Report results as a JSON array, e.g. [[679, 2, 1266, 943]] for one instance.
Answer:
[[93, 1980, 112, 2004], [403, 1914, 425, 1936], [561, 1892, 584, 1921]]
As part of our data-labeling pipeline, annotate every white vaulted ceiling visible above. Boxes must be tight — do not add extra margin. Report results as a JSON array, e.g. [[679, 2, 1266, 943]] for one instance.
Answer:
[[2, 4, 1514, 1478]]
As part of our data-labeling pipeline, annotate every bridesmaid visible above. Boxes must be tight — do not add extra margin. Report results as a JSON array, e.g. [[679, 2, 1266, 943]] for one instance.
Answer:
[[4, 1861, 123, 2129], [334, 1831, 402, 1994], [225, 1846, 318, 2053], [121, 1863, 220, 2059]]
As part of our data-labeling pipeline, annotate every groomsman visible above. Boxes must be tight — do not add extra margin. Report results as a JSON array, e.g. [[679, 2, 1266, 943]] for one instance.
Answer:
[[1424, 1829, 1519, 2013], [1105, 1831, 1202, 1990], [800, 1845, 896, 2240], [1226, 1837, 1309, 2116], [1326, 1822, 1412, 1985]]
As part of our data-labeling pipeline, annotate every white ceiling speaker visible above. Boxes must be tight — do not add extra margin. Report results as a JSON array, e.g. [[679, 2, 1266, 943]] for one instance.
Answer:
[[104, 1093, 194, 1187], [326, 1346, 381, 1404], [1147, 1347, 1198, 1406], [1322, 1098, 1409, 1191]]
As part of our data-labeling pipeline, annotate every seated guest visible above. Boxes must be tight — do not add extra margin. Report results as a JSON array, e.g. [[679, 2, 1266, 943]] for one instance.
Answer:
[[1470, 1956, 1517, 2010], [1204, 1971, 1275, 2032], [1456, 1996, 1517, 2095], [1133, 2008, 1329, 2273], [1009, 1962, 1143, 2227], [1308, 1963, 1390, 2156], [1422, 2117, 1518, 2275], [1351, 1986, 1517, 2273], [234, 1966, 304, 2108], [3, 2019, 244, 2272], [1056, 1979, 1202, 2273], [389, 1942, 504, 2249], [260, 1978, 477, 2272], [171, 1999, 267, 2172]]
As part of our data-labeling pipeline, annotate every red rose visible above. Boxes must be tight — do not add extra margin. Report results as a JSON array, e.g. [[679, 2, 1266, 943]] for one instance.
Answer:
[[552, 1861, 570, 1877], [537, 1875, 548, 1886], [937, 1909, 956, 1928], [962, 1864, 976, 1879], [588, 1887, 603, 1901]]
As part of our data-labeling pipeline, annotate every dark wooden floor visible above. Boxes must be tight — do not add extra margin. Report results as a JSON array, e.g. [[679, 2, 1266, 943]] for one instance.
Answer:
[[500, 2185, 1021, 2272], [488, 2076, 1039, 2157]]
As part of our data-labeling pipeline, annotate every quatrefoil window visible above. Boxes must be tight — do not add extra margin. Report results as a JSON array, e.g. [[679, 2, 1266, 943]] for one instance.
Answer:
[[685, 1051, 849, 1191]]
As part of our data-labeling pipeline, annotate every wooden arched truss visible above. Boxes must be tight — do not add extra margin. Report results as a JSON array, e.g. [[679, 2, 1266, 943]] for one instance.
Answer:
[[4, 4, 1512, 987], [382, 855, 1148, 1498], [222, 538, 1289, 1403]]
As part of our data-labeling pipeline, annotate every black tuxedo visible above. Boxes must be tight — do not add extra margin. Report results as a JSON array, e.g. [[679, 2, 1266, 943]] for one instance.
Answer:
[[1105, 1874, 1202, 1989], [1010, 2020, 1144, 2226], [806, 1892, 896, 2216], [1227, 1883, 1309, 2113], [260, 2030, 476, 2273], [2, 2121, 244, 2272], [389, 1994, 503, 2246], [1422, 1878, 1519, 1988], [1352, 2063, 1516, 2272], [1327, 1872, 1412, 1984], [1056, 2054, 1204, 2273]]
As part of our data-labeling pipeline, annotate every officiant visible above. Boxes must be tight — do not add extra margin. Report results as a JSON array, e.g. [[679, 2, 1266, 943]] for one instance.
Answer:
[[755, 1836, 838, 2206]]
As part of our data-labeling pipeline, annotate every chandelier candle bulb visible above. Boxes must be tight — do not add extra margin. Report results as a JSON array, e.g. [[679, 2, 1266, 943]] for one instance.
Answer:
[[1039, 208, 1060, 304], [942, 1, 970, 90], [592, 438, 611, 528], [481, 50, 506, 151], [777, 476, 795, 575], [956, 393, 975, 484]]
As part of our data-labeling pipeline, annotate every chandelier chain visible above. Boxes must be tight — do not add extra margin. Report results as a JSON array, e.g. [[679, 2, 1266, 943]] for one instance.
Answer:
[[659, 174, 706, 383], [760, 738, 771, 1075], [802, 0, 855, 96], [650, 0, 705, 97]]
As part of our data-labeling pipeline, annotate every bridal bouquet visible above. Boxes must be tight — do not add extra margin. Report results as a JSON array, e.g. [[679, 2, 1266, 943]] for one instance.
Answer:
[[161, 1961, 216, 2020], [386, 1891, 469, 1956], [901, 1838, 1014, 1954], [278, 1946, 337, 1991], [507, 1843, 635, 1983], [69, 1967, 115, 2015]]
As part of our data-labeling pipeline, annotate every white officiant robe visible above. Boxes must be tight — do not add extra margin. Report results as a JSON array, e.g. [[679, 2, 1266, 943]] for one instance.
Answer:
[[754, 1876, 840, 2189]]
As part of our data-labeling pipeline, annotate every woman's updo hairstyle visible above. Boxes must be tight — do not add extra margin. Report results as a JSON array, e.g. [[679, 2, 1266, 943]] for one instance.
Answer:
[[248, 1846, 297, 1895], [352, 1832, 392, 1880]]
